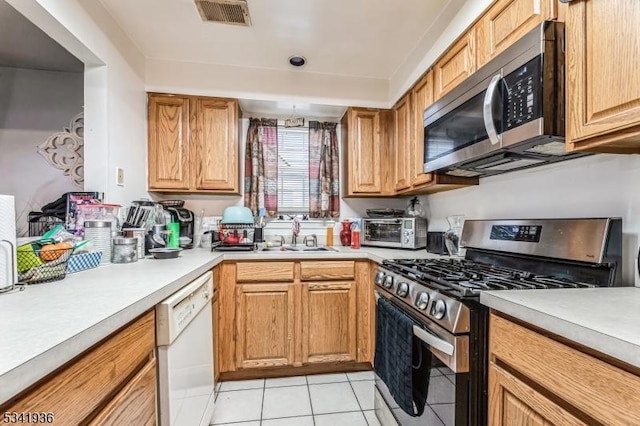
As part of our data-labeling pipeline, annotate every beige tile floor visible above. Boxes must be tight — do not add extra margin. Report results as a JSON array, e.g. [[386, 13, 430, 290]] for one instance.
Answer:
[[211, 371, 381, 426]]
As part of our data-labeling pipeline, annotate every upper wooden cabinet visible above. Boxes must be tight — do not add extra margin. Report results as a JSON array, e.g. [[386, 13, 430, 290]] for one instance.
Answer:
[[392, 94, 412, 192], [476, 0, 558, 68], [342, 107, 391, 196], [410, 71, 435, 187], [566, 0, 640, 153], [148, 93, 240, 194], [434, 28, 476, 100]]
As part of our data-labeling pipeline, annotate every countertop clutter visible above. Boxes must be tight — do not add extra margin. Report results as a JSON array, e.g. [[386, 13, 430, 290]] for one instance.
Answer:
[[0, 246, 440, 405], [481, 287, 640, 369]]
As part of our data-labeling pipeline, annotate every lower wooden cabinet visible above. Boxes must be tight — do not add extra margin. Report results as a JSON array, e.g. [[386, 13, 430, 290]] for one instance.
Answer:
[[236, 283, 296, 369], [0, 311, 156, 425], [489, 312, 640, 425], [301, 281, 357, 364], [218, 260, 373, 377]]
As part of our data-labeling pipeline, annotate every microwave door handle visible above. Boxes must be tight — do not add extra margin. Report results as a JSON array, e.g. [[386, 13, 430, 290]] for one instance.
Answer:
[[413, 325, 454, 356], [483, 73, 502, 146]]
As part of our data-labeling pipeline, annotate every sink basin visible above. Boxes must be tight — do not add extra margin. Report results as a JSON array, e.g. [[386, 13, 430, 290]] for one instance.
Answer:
[[259, 245, 338, 253]]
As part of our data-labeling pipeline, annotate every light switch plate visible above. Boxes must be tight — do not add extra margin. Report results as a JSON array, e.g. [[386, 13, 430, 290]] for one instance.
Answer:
[[116, 167, 125, 186]]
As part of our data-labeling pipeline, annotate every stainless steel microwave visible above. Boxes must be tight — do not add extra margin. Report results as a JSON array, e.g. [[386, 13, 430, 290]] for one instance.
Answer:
[[362, 217, 427, 250], [423, 21, 589, 178]]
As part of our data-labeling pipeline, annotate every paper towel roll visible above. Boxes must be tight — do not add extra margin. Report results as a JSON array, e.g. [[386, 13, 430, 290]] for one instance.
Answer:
[[0, 195, 17, 288]]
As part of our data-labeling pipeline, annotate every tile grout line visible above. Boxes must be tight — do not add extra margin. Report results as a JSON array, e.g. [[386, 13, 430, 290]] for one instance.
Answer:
[[260, 378, 266, 425], [346, 376, 369, 425], [305, 375, 316, 426]]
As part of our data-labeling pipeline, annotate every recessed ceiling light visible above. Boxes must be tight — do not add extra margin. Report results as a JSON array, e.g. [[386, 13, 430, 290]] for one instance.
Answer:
[[288, 56, 306, 67]]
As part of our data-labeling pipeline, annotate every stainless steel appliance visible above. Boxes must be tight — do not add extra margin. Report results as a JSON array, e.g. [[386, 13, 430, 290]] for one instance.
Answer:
[[423, 21, 588, 178], [362, 217, 427, 250], [373, 218, 624, 426]]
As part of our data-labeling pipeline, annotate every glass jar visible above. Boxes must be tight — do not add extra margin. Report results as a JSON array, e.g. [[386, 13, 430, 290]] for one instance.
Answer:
[[340, 220, 352, 246], [112, 237, 138, 263], [444, 215, 465, 256]]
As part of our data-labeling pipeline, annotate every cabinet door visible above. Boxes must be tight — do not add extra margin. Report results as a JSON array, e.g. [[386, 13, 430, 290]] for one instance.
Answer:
[[346, 109, 383, 194], [193, 98, 240, 193], [489, 362, 587, 426], [410, 71, 435, 186], [148, 94, 191, 190], [393, 95, 412, 191], [434, 28, 476, 100], [477, 0, 558, 68], [236, 283, 296, 369], [301, 282, 357, 364], [88, 358, 156, 426], [567, 0, 640, 152]]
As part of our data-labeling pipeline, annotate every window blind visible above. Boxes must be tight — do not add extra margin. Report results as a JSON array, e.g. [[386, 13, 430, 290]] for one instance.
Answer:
[[277, 127, 309, 213]]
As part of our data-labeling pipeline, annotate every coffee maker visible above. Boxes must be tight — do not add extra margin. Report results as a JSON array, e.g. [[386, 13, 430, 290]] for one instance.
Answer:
[[161, 201, 195, 249]]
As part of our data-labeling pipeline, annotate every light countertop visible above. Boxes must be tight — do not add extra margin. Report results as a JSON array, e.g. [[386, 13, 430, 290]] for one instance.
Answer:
[[481, 287, 640, 369], [0, 245, 439, 404]]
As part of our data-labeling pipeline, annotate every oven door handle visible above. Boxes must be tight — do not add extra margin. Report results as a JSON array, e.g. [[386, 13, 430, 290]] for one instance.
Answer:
[[413, 325, 454, 356], [483, 73, 503, 146]]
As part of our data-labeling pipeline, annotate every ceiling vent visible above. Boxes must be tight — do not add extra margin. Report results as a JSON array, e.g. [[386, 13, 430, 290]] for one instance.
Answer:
[[194, 0, 252, 26]]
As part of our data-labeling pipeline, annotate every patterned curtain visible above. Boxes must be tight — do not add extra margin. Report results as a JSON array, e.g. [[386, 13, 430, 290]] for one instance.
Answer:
[[244, 118, 278, 216], [309, 121, 340, 218]]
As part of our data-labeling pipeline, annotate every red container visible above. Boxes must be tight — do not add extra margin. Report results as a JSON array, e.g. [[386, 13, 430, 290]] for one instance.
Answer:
[[340, 220, 352, 246]]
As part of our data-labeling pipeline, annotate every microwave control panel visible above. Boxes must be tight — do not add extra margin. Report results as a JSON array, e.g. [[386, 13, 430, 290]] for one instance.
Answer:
[[503, 55, 543, 130]]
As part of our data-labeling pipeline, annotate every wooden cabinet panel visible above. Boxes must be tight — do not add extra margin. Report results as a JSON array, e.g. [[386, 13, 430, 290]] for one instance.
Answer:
[[477, 0, 557, 68], [343, 108, 385, 195], [88, 357, 157, 426], [489, 362, 585, 426], [567, 0, 640, 152], [434, 28, 476, 100], [1, 311, 155, 425], [236, 283, 296, 368], [236, 262, 294, 282], [410, 71, 435, 187], [193, 97, 239, 192], [355, 261, 374, 363], [490, 313, 640, 425], [148, 95, 190, 190], [300, 261, 355, 281], [393, 94, 412, 191], [301, 282, 357, 363]]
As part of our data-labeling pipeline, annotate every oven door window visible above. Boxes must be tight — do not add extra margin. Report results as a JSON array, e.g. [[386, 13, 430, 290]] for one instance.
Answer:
[[364, 222, 402, 243], [424, 89, 504, 164]]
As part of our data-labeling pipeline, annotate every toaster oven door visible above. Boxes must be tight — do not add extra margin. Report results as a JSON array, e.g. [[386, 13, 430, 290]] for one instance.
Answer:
[[363, 220, 403, 248]]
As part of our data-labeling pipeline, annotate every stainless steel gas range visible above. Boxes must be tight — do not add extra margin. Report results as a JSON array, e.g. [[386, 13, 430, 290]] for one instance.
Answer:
[[373, 218, 624, 426]]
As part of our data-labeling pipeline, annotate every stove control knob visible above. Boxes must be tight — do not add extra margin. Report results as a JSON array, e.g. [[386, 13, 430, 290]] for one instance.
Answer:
[[383, 275, 394, 289], [374, 271, 386, 285], [415, 292, 430, 310], [396, 282, 409, 297], [431, 299, 446, 320]]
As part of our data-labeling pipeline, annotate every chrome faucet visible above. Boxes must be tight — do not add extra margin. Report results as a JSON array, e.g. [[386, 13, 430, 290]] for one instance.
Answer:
[[303, 234, 318, 247]]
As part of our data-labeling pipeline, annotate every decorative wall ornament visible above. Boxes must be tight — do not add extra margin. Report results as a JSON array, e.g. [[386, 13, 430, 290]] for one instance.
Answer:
[[37, 112, 84, 188]]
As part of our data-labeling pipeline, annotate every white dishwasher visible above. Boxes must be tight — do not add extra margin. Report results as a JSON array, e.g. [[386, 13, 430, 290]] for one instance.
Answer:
[[156, 271, 216, 426]]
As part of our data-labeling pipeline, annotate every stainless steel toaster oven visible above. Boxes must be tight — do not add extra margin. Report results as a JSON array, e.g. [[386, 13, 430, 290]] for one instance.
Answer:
[[362, 217, 427, 250]]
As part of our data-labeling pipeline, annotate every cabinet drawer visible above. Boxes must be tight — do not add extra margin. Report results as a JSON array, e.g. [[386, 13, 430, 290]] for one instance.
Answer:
[[300, 261, 355, 281], [1, 311, 155, 425], [88, 357, 156, 426], [236, 262, 294, 282], [490, 313, 640, 425]]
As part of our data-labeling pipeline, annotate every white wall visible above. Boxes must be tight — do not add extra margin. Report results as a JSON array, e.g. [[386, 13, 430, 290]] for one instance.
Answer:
[[0, 66, 83, 236], [423, 154, 640, 285], [8, 0, 148, 206]]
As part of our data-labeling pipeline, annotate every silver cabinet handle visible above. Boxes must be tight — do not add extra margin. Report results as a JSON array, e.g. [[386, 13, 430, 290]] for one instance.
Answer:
[[483, 73, 503, 146], [413, 326, 454, 356]]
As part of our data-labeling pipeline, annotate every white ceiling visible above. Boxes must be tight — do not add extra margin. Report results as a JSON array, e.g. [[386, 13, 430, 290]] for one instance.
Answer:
[[238, 99, 346, 121], [0, 0, 83, 72], [99, 0, 454, 80]]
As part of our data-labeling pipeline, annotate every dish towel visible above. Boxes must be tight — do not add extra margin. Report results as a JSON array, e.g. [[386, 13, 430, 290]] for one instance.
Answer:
[[374, 297, 432, 417]]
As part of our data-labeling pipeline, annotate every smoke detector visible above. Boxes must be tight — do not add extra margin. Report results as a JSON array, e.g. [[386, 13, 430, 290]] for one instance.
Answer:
[[194, 0, 252, 26]]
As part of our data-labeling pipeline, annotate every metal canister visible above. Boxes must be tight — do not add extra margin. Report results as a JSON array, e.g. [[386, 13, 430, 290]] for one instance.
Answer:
[[112, 237, 138, 263], [123, 228, 145, 259], [84, 220, 112, 265]]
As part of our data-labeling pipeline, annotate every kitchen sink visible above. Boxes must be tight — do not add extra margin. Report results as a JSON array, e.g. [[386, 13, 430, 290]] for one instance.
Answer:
[[259, 245, 338, 253]]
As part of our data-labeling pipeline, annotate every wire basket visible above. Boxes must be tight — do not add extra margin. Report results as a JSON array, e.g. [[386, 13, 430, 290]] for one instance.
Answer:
[[28, 213, 64, 237], [17, 246, 74, 284], [158, 200, 185, 208]]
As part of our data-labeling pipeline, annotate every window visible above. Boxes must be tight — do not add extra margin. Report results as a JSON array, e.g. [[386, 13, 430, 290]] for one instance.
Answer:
[[277, 126, 309, 213]]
